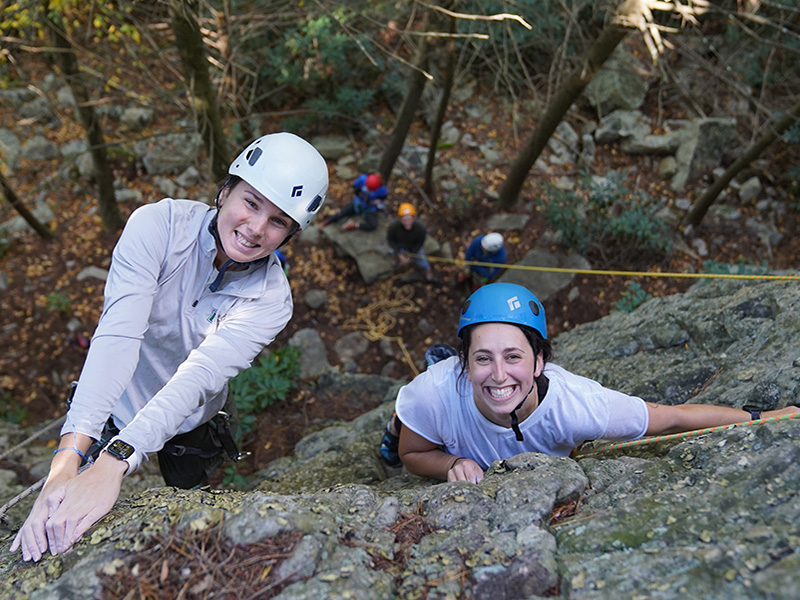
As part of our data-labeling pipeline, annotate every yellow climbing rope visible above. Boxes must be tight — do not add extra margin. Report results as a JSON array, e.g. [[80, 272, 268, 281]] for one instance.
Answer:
[[414, 254, 800, 282], [570, 411, 800, 459], [342, 275, 421, 376]]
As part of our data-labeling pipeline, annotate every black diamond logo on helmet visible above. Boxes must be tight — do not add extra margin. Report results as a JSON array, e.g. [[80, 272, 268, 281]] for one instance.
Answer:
[[291, 185, 303, 197]]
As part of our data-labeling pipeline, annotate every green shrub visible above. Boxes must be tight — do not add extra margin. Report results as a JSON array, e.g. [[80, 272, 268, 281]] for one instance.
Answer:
[[228, 345, 302, 441], [537, 169, 672, 265], [247, 12, 384, 132], [222, 345, 302, 488]]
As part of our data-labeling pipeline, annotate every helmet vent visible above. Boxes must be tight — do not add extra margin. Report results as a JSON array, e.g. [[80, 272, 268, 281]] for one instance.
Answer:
[[529, 301, 540, 316], [461, 300, 471, 315], [306, 195, 323, 213], [247, 147, 262, 166]]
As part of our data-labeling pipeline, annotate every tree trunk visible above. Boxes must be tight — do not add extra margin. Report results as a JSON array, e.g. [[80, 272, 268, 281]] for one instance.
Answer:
[[0, 171, 55, 239], [46, 15, 124, 230], [378, 35, 434, 185], [169, 0, 229, 181], [684, 97, 800, 227], [423, 13, 457, 196], [498, 24, 629, 208]]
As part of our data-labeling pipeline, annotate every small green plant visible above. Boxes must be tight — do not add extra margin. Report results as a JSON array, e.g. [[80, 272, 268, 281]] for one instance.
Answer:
[[0, 234, 10, 259], [222, 346, 302, 487], [0, 393, 28, 425], [45, 292, 71, 314], [537, 169, 672, 266], [611, 281, 652, 313], [229, 345, 302, 440], [701, 259, 770, 277]]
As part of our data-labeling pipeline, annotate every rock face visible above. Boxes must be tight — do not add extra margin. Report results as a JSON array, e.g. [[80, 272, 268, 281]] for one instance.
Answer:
[[3, 277, 800, 599]]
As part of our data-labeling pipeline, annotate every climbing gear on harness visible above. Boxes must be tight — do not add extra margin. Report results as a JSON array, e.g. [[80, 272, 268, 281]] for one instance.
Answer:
[[457, 282, 547, 339], [425, 343, 457, 366], [161, 411, 242, 462], [228, 132, 328, 230], [380, 416, 402, 467]]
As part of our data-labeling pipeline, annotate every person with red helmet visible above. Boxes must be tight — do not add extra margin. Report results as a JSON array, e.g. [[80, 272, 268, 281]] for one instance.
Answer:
[[320, 172, 387, 232]]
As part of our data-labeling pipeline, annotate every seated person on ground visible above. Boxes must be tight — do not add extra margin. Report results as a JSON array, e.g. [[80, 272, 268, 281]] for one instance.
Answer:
[[321, 173, 387, 232]]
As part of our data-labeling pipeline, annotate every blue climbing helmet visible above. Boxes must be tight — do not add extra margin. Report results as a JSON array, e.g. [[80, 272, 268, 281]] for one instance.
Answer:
[[457, 282, 547, 340]]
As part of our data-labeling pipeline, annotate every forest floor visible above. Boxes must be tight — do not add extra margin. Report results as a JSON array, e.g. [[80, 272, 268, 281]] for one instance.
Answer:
[[2, 50, 800, 480]]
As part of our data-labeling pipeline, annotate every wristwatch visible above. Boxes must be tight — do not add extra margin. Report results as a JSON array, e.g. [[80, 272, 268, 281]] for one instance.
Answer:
[[106, 439, 135, 461]]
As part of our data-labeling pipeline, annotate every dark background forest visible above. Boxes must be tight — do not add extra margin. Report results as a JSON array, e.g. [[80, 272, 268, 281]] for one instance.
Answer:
[[1, 0, 799, 472]]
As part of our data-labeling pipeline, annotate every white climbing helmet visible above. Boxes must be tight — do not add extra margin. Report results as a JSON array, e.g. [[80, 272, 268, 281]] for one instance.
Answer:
[[228, 132, 329, 230], [481, 232, 504, 253]]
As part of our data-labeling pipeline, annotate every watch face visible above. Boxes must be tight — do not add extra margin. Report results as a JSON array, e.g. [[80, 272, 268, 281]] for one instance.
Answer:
[[107, 439, 135, 460]]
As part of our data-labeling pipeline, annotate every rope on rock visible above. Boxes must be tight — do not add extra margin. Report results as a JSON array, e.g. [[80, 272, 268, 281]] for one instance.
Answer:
[[570, 411, 800, 459], [0, 415, 66, 462], [342, 275, 421, 376]]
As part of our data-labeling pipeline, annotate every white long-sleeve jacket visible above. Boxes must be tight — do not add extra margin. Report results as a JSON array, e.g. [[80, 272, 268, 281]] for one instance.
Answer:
[[62, 198, 293, 471]]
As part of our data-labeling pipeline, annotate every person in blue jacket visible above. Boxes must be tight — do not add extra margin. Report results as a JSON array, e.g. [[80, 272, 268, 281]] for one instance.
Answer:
[[461, 232, 506, 288], [320, 173, 387, 231]]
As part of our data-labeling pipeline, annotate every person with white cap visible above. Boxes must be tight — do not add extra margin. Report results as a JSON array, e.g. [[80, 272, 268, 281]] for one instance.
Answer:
[[11, 132, 329, 562], [460, 232, 507, 288]]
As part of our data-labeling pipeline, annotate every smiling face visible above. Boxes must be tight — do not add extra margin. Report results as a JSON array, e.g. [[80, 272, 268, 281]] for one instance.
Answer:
[[214, 180, 297, 268], [466, 322, 543, 427]]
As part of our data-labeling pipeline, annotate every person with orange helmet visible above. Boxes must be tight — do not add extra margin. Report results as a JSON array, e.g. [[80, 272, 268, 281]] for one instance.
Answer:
[[320, 172, 388, 232], [387, 202, 432, 281]]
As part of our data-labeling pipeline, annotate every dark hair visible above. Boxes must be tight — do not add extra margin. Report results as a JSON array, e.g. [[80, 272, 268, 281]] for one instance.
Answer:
[[457, 322, 552, 382], [215, 175, 241, 205]]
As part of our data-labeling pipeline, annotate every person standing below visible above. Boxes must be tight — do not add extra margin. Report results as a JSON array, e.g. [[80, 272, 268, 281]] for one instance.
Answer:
[[11, 132, 329, 562], [386, 202, 432, 281], [460, 232, 506, 288], [321, 172, 387, 232]]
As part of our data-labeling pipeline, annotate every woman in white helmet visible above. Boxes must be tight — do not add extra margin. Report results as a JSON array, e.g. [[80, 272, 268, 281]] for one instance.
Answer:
[[12, 133, 328, 562]]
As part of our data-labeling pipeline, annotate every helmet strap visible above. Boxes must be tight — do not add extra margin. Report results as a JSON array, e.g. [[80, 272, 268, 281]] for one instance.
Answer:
[[510, 381, 537, 442]]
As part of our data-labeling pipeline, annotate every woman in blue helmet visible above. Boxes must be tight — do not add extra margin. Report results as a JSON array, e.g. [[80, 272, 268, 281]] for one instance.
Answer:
[[396, 282, 799, 484]]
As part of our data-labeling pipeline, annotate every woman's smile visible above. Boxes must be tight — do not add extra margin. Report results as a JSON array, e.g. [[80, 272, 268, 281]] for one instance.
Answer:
[[467, 322, 541, 426]]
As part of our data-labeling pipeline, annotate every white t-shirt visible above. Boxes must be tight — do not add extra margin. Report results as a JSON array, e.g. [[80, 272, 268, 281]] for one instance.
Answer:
[[395, 356, 649, 469]]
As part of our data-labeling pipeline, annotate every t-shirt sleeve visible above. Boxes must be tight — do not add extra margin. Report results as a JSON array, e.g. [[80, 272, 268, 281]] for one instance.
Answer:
[[601, 387, 649, 441], [395, 371, 446, 446]]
